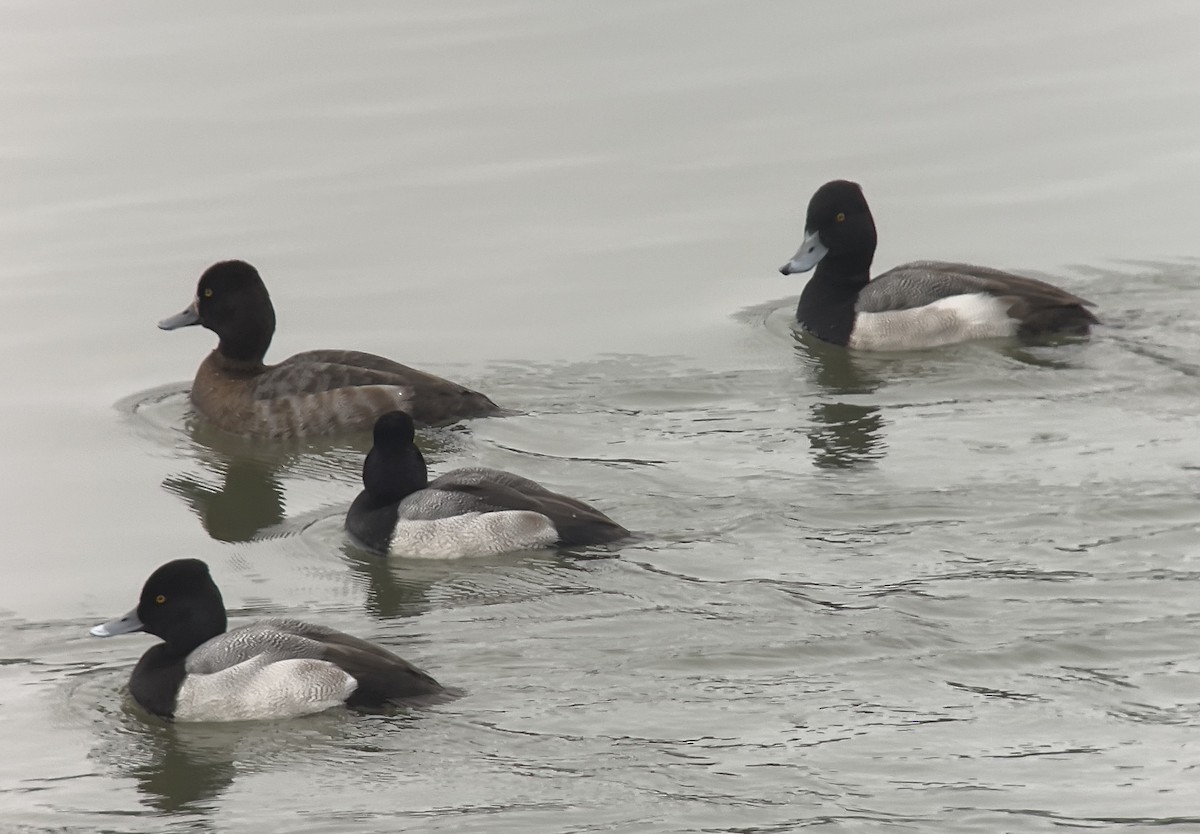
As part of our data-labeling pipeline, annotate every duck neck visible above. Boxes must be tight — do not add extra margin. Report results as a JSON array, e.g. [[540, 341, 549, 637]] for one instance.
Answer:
[[207, 351, 267, 376], [161, 608, 228, 658], [129, 644, 189, 719], [217, 327, 273, 365], [213, 298, 276, 364], [361, 444, 428, 508], [796, 262, 870, 347]]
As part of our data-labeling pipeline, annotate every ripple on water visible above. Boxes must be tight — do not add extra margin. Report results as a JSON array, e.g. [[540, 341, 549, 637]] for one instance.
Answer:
[[53, 260, 1200, 829]]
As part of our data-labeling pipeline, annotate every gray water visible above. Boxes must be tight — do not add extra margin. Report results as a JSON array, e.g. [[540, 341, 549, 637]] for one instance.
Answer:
[[2, 2, 1200, 831]]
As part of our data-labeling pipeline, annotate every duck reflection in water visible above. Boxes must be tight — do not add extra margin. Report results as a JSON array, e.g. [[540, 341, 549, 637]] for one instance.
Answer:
[[792, 330, 888, 469], [162, 414, 457, 545], [160, 414, 325, 542], [162, 417, 453, 620], [339, 541, 436, 620], [128, 724, 237, 814], [88, 709, 237, 816], [163, 454, 287, 543], [164, 453, 440, 618]]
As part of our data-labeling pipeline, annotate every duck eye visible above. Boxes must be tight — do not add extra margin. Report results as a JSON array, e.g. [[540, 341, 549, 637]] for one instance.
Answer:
[[155, 594, 166, 604], [835, 212, 846, 223], [203, 288, 213, 298]]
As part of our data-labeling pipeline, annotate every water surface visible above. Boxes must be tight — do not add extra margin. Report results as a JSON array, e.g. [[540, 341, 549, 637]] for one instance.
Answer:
[[2, 2, 1200, 831]]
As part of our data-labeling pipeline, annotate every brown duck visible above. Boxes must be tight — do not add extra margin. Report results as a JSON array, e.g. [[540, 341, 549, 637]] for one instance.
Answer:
[[160, 260, 501, 438]]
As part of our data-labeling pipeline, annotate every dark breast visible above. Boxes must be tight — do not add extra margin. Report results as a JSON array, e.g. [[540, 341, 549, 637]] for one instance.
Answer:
[[128, 645, 188, 720]]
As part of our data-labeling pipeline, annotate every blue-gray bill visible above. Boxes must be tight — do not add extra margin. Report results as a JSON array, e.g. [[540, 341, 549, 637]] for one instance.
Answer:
[[90, 608, 144, 637], [158, 298, 201, 330], [779, 229, 828, 275]]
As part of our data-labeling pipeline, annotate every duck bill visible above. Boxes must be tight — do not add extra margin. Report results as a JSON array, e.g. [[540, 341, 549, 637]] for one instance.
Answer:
[[91, 607, 145, 637], [779, 229, 828, 275], [158, 298, 201, 330]]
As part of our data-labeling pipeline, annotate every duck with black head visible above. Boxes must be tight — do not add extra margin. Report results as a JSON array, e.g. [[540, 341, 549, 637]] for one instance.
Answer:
[[160, 260, 501, 438], [779, 180, 1099, 350], [346, 411, 629, 558], [91, 559, 445, 721]]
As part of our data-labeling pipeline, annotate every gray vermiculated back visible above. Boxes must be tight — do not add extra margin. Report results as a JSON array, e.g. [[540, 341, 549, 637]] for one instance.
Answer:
[[397, 467, 551, 520], [857, 261, 1094, 314], [184, 619, 335, 674]]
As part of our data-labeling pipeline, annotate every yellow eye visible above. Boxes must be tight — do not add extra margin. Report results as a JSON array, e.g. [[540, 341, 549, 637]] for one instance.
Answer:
[[155, 594, 166, 604], [203, 288, 213, 298], [835, 212, 846, 223]]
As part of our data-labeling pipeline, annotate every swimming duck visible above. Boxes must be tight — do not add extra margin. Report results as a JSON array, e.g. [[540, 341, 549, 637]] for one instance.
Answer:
[[779, 180, 1099, 350], [346, 411, 629, 558], [160, 260, 501, 438], [91, 558, 444, 721]]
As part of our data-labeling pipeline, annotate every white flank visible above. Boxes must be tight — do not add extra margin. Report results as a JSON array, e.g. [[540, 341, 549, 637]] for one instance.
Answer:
[[388, 511, 559, 559], [173, 656, 357, 722], [849, 293, 1018, 351]]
